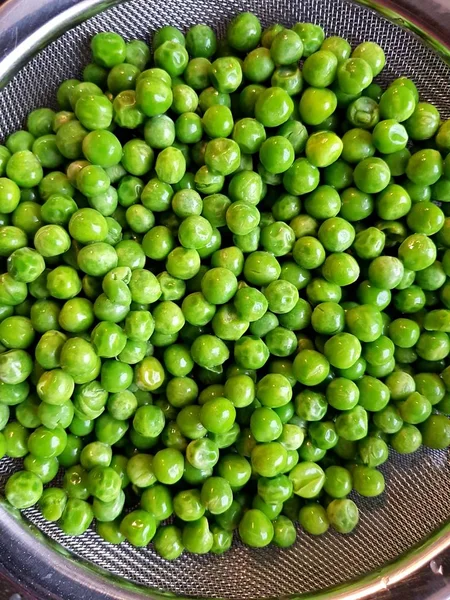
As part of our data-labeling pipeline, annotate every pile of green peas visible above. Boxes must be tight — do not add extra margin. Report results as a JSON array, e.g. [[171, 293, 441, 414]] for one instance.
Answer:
[[0, 11, 450, 558]]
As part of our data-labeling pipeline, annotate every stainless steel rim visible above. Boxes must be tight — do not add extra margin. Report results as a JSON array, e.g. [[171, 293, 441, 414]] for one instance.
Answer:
[[0, 0, 449, 598]]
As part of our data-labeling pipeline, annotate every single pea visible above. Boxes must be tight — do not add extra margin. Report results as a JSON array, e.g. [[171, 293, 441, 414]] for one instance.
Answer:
[[234, 335, 270, 370], [289, 461, 325, 498], [325, 377, 359, 410], [90, 31, 126, 68], [200, 476, 233, 515], [405, 102, 440, 140], [318, 218, 355, 253], [200, 397, 236, 434], [307, 278, 342, 306], [243, 47, 275, 83], [125, 453, 156, 488], [255, 87, 294, 127], [305, 131, 343, 169], [152, 524, 184, 560], [305, 185, 341, 220], [259, 136, 295, 175], [227, 12, 261, 52], [112, 90, 145, 128], [394, 285, 426, 314], [194, 165, 225, 195], [351, 40, 385, 76], [136, 77, 173, 118], [123, 38, 150, 70], [339, 187, 374, 222], [120, 509, 156, 547], [379, 85, 416, 122], [270, 29, 303, 66], [358, 436, 389, 467], [153, 39, 188, 77], [184, 24, 216, 58], [337, 58, 373, 95], [6, 470, 44, 509], [321, 35, 351, 62], [3, 421, 29, 457], [186, 437, 220, 471], [303, 50, 338, 88], [391, 424, 422, 454], [6, 150, 43, 189], [292, 236, 325, 270], [299, 87, 337, 126], [386, 371, 416, 400], [140, 484, 173, 522], [368, 255, 405, 290], [417, 331, 450, 361], [324, 465, 352, 498], [335, 405, 368, 441], [389, 318, 421, 348], [272, 515, 297, 548], [278, 120, 308, 155], [0, 178, 21, 215], [199, 86, 231, 113], [372, 120, 408, 155], [322, 253, 360, 287], [407, 201, 445, 237], [271, 65, 303, 96], [38, 487, 68, 522], [0, 225, 28, 259], [181, 516, 214, 554], [424, 308, 450, 332], [0, 348, 33, 384], [292, 349, 329, 386], [356, 375, 390, 411], [398, 391, 432, 425], [347, 96, 379, 129], [293, 22, 324, 56], [6, 247, 44, 285], [353, 465, 385, 497], [251, 441, 288, 477], [421, 414, 450, 449], [221, 375, 254, 410], [238, 508, 274, 548], [299, 503, 329, 535], [152, 448, 184, 485], [406, 149, 443, 186], [353, 157, 391, 194], [209, 57, 243, 94], [399, 233, 437, 272], [152, 26, 184, 51], [341, 128, 375, 164]]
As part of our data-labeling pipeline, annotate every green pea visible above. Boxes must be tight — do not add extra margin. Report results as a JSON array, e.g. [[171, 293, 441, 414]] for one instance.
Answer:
[[299, 503, 329, 535], [327, 498, 359, 533], [6, 470, 44, 508], [335, 405, 368, 441], [380, 85, 416, 122], [120, 509, 156, 547], [238, 508, 273, 548]]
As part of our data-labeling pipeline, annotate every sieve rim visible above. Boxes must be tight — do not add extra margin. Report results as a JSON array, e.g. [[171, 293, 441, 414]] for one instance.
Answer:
[[0, 0, 449, 598]]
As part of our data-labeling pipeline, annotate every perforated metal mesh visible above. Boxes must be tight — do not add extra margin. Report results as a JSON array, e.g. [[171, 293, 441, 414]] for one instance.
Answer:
[[0, 0, 450, 598]]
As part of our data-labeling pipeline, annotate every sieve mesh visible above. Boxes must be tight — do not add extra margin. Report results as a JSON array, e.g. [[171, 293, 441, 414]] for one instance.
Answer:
[[0, 0, 450, 598]]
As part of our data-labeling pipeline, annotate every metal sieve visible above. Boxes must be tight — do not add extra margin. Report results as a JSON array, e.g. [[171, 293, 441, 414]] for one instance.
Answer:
[[0, 0, 450, 598]]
